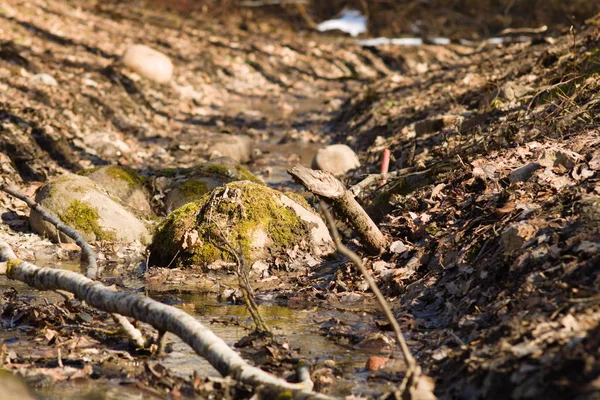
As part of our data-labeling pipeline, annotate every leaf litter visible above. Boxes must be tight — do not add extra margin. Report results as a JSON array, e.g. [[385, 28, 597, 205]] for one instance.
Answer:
[[0, 0, 599, 398]]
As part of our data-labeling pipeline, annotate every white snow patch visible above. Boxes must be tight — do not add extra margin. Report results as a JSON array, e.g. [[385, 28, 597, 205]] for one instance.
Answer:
[[317, 9, 367, 37]]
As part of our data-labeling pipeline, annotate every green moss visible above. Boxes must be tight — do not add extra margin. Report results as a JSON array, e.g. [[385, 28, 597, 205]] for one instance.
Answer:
[[489, 98, 504, 109], [79, 167, 100, 176], [5, 258, 23, 278], [105, 166, 145, 188], [150, 182, 308, 269], [204, 163, 263, 184], [177, 179, 209, 197], [158, 167, 187, 177], [204, 164, 231, 177], [150, 200, 207, 264], [80, 166, 145, 188], [60, 199, 115, 241]]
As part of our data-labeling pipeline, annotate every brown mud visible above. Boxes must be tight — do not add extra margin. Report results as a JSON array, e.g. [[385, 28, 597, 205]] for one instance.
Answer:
[[1, 0, 600, 399]]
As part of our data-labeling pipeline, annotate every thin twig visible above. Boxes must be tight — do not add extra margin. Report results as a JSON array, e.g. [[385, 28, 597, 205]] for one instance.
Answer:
[[212, 221, 272, 335], [321, 202, 437, 399], [320, 201, 416, 369]]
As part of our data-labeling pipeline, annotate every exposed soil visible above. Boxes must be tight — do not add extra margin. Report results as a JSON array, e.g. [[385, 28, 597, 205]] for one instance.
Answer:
[[1, 0, 600, 399]]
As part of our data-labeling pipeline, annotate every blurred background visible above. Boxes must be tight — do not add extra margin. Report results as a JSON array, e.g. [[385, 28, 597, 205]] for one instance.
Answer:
[[139, 0, 599, 38]]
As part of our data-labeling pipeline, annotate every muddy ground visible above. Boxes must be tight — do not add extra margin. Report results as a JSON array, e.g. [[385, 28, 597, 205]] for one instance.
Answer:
[[1, 0, 600, 399]]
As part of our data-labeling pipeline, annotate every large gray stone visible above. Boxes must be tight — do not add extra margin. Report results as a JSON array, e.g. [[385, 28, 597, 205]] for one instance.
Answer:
[[30, 174, 150, 244], [81, 165, 153, 218], [149, 181, 334, 269], [160, 157, 264, 213]]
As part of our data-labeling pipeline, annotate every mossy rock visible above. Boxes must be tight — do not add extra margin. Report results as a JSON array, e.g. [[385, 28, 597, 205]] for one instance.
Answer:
[[80, 165, 153, 217], [30, 173, 151, 244], [149, 181, 333, 269], [162, 157, 263, 213], [165, 177, 218, 213]]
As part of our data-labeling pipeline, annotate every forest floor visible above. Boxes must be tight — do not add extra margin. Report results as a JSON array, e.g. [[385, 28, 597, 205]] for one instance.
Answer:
[[0, 0, 599, 399]]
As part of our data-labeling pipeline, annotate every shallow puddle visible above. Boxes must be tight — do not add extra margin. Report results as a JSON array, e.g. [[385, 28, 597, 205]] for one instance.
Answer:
[[151, 291, 406, 397]]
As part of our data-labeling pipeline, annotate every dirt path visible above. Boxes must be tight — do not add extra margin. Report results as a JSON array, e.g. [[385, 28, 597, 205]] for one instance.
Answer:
[[1, 0, 600, 399]]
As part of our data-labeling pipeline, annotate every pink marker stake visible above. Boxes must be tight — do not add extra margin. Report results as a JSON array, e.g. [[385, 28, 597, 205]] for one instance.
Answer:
[[380, 149, 391, 187]]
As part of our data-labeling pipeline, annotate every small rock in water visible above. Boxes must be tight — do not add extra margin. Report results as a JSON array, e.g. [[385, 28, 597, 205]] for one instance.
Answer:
[[121, 44, 173, 84], [509, 162, 539, 183], [29, 73, 58, 86], [208, 134, 253, 163], [311, 144, 360, 176]]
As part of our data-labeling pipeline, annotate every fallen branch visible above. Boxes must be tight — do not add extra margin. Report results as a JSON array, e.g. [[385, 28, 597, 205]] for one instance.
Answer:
[[0, 184, 98, 279], [0, 242, 334, 399], [320, 204, 436, 400], [288, 164, 388, 254], [0, 184, 146, 348]]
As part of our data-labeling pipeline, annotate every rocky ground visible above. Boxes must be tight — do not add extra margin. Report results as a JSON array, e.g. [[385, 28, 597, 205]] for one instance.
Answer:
[[0, 0, 599, 399]]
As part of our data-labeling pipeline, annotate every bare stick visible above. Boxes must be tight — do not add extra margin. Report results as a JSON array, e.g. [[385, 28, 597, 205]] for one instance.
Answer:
[[213, 222, 272, 335], [0, 243, 334, 399], [288, 165, 388, 254], [320, 203, 436, 399], [0, 184, 146, 348], [0, 184, 98, 279]]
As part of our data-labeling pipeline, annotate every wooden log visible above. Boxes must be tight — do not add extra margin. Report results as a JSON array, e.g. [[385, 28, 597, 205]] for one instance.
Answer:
[[287, 164, 388, 254]]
